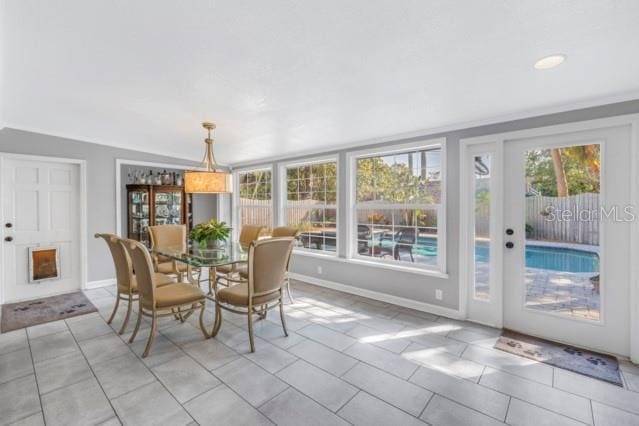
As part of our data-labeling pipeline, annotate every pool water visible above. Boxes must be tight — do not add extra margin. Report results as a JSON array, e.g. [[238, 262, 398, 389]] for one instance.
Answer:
[[411, 237, 599, 273]]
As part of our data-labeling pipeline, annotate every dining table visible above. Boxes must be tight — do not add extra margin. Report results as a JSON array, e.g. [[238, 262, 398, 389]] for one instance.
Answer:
[[153, 242, 248, 301]]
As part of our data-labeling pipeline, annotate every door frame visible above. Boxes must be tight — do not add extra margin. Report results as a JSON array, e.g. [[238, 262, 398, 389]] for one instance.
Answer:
[[459, 113, 639, 361], [0, 153, 88, 304]]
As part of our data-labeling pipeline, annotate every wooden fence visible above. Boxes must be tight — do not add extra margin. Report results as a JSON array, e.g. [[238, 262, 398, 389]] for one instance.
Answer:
[[525, 193, 599, 245], [475, 193, 599, 245]]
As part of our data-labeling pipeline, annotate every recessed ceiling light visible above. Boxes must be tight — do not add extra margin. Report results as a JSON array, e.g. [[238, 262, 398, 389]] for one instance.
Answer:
[[534, 54, 566, 70]]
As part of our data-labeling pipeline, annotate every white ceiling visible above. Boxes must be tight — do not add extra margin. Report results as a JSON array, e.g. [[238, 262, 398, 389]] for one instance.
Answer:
[[3, 1, 639, 165]]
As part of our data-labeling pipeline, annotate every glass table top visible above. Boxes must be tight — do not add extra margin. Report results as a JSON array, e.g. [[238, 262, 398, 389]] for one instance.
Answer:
[[154, 242, 248, 268]]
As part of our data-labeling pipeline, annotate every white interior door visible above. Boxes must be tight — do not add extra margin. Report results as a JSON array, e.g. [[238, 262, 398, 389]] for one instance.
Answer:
[[503, 125, 631, 355], [1, 157, 81, 303]]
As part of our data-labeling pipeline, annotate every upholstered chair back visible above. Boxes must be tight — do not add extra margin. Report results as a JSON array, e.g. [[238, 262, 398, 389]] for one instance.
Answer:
[[95, 233, 133, 292], [248, 237, 295, 297], [124, 239, 157, 304], [239, 225, 264, 248], [271, 226, 300, 238], [149, 225, 187, 251]]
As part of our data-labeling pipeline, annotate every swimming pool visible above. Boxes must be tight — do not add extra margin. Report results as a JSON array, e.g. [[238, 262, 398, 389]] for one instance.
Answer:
[[411, 237, 599, 273]]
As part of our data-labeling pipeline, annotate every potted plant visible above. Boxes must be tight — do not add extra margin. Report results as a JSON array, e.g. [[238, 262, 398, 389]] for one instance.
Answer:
[[190, 219, 231, 249]]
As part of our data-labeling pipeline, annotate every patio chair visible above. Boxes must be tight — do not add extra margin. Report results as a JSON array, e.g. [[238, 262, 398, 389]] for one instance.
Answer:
[[357, 225, 372, 254], [378, 228, 417, 262]]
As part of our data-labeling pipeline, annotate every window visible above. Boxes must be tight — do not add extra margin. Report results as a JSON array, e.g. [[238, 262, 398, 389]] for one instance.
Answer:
[[352, 143, 444, 271], [235, 168, 273, 234], [282, 159, 338, 254]]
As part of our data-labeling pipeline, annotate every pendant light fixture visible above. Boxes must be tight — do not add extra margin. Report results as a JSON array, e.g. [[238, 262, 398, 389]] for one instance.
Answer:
[[184, 122, 231, 193]]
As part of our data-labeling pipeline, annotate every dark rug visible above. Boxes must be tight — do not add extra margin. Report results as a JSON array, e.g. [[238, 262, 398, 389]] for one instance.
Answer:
[[495, 329, 622, 386], [1, 292, 97, 333]]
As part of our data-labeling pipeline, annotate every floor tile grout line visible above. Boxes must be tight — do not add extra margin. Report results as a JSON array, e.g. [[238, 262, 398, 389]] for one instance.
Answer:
[[417, 391, 435, 419], [23, 330, 45, 423], [503, 395, 513, 423]]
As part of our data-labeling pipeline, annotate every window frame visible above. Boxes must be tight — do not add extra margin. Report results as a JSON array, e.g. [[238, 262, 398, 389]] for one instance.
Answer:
[[232, 165, 274, 240], [278, 154, 339, 257], [346, 138, 447, 274]]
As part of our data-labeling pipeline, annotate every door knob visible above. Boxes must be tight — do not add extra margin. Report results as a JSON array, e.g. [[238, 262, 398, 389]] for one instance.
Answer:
[[4, 236, 13, 242], [505, 228, 514, 235], [505, 241, 514, 249]]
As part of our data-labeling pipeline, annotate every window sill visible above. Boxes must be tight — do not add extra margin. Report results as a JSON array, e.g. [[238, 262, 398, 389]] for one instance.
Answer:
[[291, 251, 449, 279]]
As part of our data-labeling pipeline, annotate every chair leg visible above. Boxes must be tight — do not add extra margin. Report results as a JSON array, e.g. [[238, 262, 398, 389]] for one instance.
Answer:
[[286, 277, 294, 304], [129, 306, 143, 343], [247, 309, 256, 353], [106, 292, 120, 324], [198, 302, 209, 338], [142, 313, 157, 358], [118, 294, 133, 335], [279, 296, 288, 337], [210, 302, 223, 337]]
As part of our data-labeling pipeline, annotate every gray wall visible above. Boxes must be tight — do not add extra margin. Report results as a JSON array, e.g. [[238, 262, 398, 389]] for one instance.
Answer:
[[230, 99, 639, 311], [0, 128, 209, 283]]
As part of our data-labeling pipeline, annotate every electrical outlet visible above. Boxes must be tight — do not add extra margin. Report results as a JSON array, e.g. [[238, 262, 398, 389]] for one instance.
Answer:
[[317, 266, 323, 274], [435, 289, 443, 300]]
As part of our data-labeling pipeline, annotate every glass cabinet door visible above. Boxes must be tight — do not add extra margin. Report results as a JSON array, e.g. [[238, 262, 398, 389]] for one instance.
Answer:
[[154, 189, 182, 226], [129, 189, 150, 246]]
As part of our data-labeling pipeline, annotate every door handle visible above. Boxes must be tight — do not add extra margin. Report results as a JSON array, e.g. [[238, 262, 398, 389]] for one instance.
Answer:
[[4, 223, 12, 228], [4, 236, 13, 242], [505, 241, 514, 249]]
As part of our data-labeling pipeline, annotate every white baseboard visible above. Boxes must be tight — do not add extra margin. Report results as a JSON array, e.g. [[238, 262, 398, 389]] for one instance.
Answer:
[[289, 273, 463, 320], [84, 278, 116, 290]]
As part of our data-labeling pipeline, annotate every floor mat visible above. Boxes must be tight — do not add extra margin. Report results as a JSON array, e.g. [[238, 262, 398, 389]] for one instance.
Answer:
[[494, 329, 622, 386], [1, 291, 97, 333]]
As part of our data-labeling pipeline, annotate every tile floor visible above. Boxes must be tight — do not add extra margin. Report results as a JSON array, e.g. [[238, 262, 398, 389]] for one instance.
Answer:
[[1, 279, 638, 425]]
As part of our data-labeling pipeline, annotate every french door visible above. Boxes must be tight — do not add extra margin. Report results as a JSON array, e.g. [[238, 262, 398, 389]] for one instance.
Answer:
[[464, 125, 632, 355]]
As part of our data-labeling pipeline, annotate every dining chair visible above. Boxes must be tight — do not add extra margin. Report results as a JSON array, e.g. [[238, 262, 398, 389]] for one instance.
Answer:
[[148, 224, 190, 282], [271, 226, 300, 238], [211, 237, 295, 352], [95, 233, 174, 334], [124, 239, 208, 357], [269, 226, 300, 302], [215, 224, 263, 287]]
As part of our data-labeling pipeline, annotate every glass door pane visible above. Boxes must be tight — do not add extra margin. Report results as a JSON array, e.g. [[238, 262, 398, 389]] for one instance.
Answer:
[[523, 144, 601, 320], [155, 190, 182, 226], [473, 154, 491, 300], [129, 190, 150, 246]]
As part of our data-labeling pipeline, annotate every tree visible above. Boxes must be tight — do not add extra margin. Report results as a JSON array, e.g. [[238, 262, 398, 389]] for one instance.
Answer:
[[551, 148, 569, 197]]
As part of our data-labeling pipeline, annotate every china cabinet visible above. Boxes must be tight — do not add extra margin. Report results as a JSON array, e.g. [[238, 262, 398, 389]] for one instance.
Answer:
[[126, 184, 192, 246]]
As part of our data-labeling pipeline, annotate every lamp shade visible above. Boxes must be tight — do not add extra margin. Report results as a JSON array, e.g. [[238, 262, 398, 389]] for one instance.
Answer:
[[184, 170, 231, 193]]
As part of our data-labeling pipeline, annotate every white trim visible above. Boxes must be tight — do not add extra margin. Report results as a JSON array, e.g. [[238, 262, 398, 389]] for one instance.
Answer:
[[0, 153, 88, 302], [289, 272, 461, 319], [85, 278, 117, 290], [631, 118, 639, 363], [345, 137, 447, 274], [229, 93, 639, 169], [114, 158, 198, 236], [278, 154, 340, 256]]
